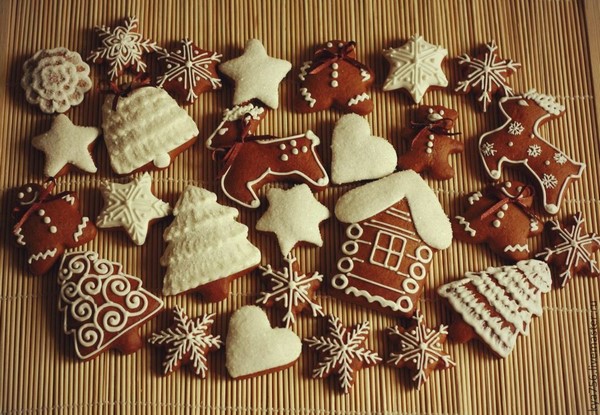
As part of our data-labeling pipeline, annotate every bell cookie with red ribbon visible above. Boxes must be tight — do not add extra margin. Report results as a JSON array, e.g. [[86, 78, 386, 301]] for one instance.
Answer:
[[12, 182, 97, 275], [397, 105, 463, 180], [206, 100, 267, 151], [453, 180, 542, 262], [296, 40, 375, 115]]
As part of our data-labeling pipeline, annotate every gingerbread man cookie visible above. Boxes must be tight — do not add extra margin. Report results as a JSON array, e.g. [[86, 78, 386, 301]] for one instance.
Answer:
[[453, 180, 542, 261], [397, 105, 463, 180], [296, 40, 375, 115], [12, 182, 97, 275]]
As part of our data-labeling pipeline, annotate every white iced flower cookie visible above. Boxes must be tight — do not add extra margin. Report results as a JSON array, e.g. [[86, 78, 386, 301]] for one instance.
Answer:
[[382, 35, 448, 104], [101, 86, 199, 175], [331, 114, 397, 184], [225, 305, 302, 379], [219, 39, 292, 109], [21, 47, 92, 114], [256, 184, 330, 256], [96, 173, 172, 245], [32, 114, 100, 177]]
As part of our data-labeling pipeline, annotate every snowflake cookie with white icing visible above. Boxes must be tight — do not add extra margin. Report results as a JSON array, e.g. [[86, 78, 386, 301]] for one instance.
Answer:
[[21, 47, 92, 114], [149, 306, 222, 377], [296, 40, 375, 115], [382, 35, 448, 104], [96, 173, 171, 245], [225, 305, 302, 379]]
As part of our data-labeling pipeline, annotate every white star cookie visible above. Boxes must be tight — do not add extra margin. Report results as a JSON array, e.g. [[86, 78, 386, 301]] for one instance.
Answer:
[[32, 114, 100, 177], [382, 35, 448, 103], [96, 173, 171, 245], [256, 184, 330, 256], [219, 39, 292, 109]]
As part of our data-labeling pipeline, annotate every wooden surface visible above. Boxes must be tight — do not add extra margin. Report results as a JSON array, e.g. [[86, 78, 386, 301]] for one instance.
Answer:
[[1, 0, 599, 414]]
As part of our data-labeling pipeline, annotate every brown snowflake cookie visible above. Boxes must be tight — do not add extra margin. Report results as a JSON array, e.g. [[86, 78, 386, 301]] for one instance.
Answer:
[[58, 251, 163, 360], [397, 105, 463, 180], [148, 306, 222, 377], [157, 39, 222, 105], [536, 213, 600, 287], [304, 315, 381, 394], [205, 100, 267, 151], [88, 16, 161, 80], [387, 310, 455, 389], [453, 180, 542, 261], [296, 40, 374, 115], [479, 89, 585, 214], [12, 182, 96, 275], [21, 47, 92, 114]]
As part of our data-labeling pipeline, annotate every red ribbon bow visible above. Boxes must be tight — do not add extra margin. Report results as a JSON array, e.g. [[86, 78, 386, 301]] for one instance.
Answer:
[[308, 41, 364, 75], [480, 184, 538, 221], [12, 178, 69, 233], [98, 73, 153, 111], [215, 119, 260, 179]]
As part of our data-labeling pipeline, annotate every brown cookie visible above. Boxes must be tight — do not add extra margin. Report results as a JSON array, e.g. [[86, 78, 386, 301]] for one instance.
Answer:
[[205, 100, 267, 151]]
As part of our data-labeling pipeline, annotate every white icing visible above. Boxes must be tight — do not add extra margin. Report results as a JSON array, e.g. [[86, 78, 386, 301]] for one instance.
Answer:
[[73, 217, 90, 242], [360, 69, 371, 82], [468, 192, 483, 205], [347, 92, 370, 106], [504, 244, 529, 253], [298, 60, 312, 81], [523, 89, 565, 116], [508, 121, 524, 136], [206, 102, 265, 149], [299, 87, 316, 107], [14, 227, 26, 246], [28, 248, 57, 264], [153, 153, 171, 168]]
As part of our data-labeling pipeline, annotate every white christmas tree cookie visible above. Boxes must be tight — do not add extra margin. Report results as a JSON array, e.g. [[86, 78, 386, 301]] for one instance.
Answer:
[[331, 114, 397, 184], [219, 39, 292, 109], [32, 114, 100, 177], [96, 173, 171, 245], [256, 184, 330, 256], [101, 86, 199, 175], [225, 305, 302, 379], [160, 186, 261, 301]]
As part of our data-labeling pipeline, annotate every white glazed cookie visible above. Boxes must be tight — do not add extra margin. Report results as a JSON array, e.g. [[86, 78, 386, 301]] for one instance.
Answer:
[[225, 305, 302, 379], [21, 47, 92, 114], [219, 39, 292, 109], [256, 184, 330, 256], [101, 86, 199, 175], [331, 114, 397, 184], [96, 173, 171, 245], [32, 114, 100, 177]]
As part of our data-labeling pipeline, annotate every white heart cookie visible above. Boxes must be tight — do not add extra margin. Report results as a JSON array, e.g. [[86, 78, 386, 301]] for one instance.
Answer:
[[225, 305, 302, 379], [331, 114, 397, 184]]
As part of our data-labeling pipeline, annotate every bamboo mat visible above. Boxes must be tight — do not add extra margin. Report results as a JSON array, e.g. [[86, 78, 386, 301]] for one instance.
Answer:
[[1, 0, 599, 414]]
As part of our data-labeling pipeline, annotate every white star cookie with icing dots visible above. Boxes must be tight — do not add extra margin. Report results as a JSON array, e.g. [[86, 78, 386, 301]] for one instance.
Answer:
[[256, 184, 330, 256], [32, 114, 100, 177], [96, 173, 171, 245], [219, 39, 292, 109]]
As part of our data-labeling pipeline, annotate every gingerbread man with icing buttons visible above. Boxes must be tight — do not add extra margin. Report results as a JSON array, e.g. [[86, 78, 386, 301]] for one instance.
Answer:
[[12, 183, 97, 275], [398, 105, 463, 180], [296, 40, 375, 115]]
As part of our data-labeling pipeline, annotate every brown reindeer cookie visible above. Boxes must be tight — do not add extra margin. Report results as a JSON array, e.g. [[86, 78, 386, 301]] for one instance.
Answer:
[[205, 100, 267, 151], [479, 89, 585, 214], [397, 105, 463, 180], [296, 40, 374, 115]]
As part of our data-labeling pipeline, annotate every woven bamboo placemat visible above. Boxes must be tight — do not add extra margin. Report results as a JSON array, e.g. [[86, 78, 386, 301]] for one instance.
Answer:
[[1, 0, 599, 413]]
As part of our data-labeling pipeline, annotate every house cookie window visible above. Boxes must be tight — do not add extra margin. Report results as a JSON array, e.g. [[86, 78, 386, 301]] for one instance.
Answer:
[[370, 230, 406, 271]]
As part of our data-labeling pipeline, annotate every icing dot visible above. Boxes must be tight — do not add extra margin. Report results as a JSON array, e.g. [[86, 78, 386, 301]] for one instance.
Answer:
[[281, 154, 289, 161], [517, 186, 523, 192], [302, 146, 308, 153], [496, 211, 505, 219], [331, 80, 338, 87], [203, 64, 209, 68], [428, 108, 433, 114], [290, 140, 297, 147], [185, 61, 193, 68], [427, 142, 434, 148], [49, 226, 57, 234], [426, 148, 433, 154], [501, 204, 509, 211], [177, 76, 183, 82], [508, 142, 514, 147], [332, 63, 339, 70], [545, 160, 550, 166], [440, 110, 445, 116], [292, 148, 299, 155], [167, 64, 172, 69], [505, 181, 512, 188], [326, 42, 333, 48], [331, 71, 339, 78], [338, 42, 344, 47], [428, 134, 434, 140], [38, 209, 45, 216], [530, 134, 535, 139], [43, 217, 51, 224], [17, 192, 24, 199], [153, 153, 171, 169], [26, 187, 32, 192], [279, 144, 286, 150], [493, 220, 501, 228]]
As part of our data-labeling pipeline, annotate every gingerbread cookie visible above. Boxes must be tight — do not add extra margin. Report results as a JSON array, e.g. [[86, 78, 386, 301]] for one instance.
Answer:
[[438, 259, 552, 358], [21, 47, 92, 114], [32, 114, 100, 177], [536, 213, 600, 287], [255, 184, 330, 256], [148, 306, 222, 377], [332, 170, 452, 316], [58, 251, 163, 360], [455, 41, 520, 112], [12, 182, 96, 275], [96, 173, 171, 245], [387, 310, 455, 389], [479, 89, 585, 214], [225, 305, 302, 379], [453, 181, 542, 261], [102, 85, 199, 175], [331, 114, 397, 184], [157, 39, 222, 104], [88, 16, 161, 80], [161, 186, 261, 301], [382, 35, 448, 103], [296, 40, 375, 115], [219, 131, 329, 208], [397, 105, 463, 180], [206, 100, 267, 151], [305, 315, 381, 394], [257, 254, 325, 328], [219, 39, 291, 109]]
